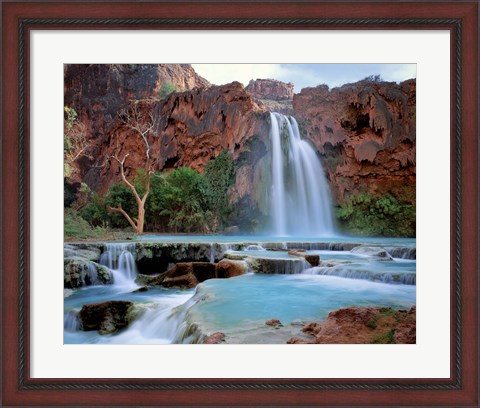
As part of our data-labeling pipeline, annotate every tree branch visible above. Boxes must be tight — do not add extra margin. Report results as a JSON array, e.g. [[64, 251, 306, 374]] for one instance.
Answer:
[[107, 204, 137, 232]]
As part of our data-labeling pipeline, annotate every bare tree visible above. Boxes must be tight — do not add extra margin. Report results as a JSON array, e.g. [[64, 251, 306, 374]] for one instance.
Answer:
[[106, 100, 155, 234]]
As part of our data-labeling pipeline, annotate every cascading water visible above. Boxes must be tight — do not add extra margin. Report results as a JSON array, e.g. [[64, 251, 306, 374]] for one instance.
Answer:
[[269, 112, 336, 237], [99, 243, 138, 288]]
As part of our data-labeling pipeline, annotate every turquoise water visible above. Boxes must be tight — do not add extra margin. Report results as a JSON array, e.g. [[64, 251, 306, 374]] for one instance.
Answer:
[[188, 274, 415, 335], [64, 237, 416, 344], [137, 235, 416, 246]]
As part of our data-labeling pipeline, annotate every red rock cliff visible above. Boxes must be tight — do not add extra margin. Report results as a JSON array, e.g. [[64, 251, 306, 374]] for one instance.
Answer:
[[83, 82, 270, 197], [64, 64, 211, 185], [245, 79, 294, 101], [293, 79, 416, 206]]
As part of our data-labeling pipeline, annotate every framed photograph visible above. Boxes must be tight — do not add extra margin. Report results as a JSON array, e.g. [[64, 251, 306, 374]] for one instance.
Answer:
[[2, 1, 478, 406]]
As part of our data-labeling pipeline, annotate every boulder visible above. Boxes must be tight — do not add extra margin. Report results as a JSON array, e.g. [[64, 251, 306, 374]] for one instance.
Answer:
[[125, 302, 155, 324], [79, 301, 133, 335], [203, 332, 226, 344], [265, 319, 283, 327], [64, 258, 89, 288], [216, 259, 248, 278], [64, 258, 113, 288], [160, 262, 217, 289]]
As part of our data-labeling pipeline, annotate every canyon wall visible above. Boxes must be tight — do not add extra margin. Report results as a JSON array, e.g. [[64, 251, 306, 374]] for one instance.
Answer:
[[65, 65, 415, 234], [64, 64, 211, 185], [293, 79, 416, 207]]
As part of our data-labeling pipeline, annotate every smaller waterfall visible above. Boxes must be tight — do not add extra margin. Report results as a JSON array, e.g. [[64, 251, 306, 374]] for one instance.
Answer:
[[64, 310, 80, 331], [209, 243, 215, 263], [245, 244, 265, 251], [85, 263, 99, 286], [99, 243, 138, 287]]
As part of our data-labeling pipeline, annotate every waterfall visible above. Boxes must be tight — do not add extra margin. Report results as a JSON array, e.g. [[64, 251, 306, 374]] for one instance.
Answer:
[[99, 243, 138, 287], [209, 243, 215, 263], [269, 112, 336, 237]]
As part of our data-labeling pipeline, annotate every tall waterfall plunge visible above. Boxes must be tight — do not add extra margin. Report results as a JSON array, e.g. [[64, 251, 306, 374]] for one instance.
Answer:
[[269, 112, 336, 237]]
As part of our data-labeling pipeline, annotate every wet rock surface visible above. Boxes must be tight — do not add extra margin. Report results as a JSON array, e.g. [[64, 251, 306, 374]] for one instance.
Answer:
[[216, 259, 248, 278], [79, 300, 134, 335], [288, 249, 320, 266], [64, 258, 112, 288]]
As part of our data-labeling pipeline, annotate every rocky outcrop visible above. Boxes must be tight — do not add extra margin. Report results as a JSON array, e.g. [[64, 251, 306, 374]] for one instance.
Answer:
[[153, 82, 267, 172], [246, 79, 294, 101], [287, 306, 416, 344], [64, 258, 112, 288], [246, 79, 294, 115], [79, 300, 133, 334], [293, 79, 416, 207]]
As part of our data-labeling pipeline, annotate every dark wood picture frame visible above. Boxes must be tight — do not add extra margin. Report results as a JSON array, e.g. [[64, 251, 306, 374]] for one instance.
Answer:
[[1, 1, 478, 406]]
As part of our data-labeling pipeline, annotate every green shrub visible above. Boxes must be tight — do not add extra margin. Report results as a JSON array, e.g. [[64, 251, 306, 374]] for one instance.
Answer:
[[336, 193, 415, 237], [370, 329, 396, 344], [157, 167, 212, 233], [79, 193, 110, 227], [202, 150, 235, 229], [105, 183, 135, 228], [159, 82, 176, 99]]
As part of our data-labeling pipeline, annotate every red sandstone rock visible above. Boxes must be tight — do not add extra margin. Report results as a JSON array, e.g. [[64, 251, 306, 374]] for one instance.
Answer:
[[160, 262, 217, 289], [286, 337, 310, 344], [204, 332, 226, 344], [74, 80, 269, 195], [288, 306, 416, 344], [265, 319, 283, 327], [293, 79, 416, 206], [64, 64, 211, 188], [246, 79, 294, 101], [216, 259, 248, 278]]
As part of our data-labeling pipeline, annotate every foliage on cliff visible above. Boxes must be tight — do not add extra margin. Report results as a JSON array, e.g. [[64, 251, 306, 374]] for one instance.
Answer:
[[336, 193, 415, 237]]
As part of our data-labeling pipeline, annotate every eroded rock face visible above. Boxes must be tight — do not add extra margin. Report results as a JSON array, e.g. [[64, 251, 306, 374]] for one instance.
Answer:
[[287, 306, 416, 344], [64, 64, 210, 187], [79, 81, 270, 198], [245, 79, 294, 115], [79, 300, 133, 334], [293, 79, 416, 206], [246, 79, 294, 101]]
